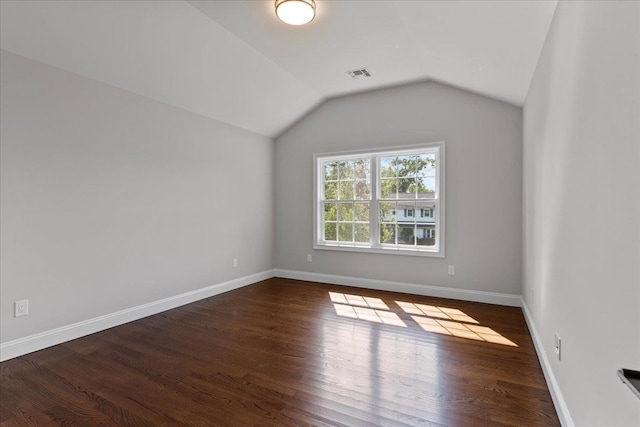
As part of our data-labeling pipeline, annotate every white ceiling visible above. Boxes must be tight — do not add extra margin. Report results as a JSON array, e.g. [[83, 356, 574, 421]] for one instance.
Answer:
[[0, 0, 556, 138]]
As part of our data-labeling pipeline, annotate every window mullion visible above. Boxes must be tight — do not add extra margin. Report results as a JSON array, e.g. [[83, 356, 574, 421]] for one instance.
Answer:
[[370, 155, 379, 248], [351, 201, 355, 243]]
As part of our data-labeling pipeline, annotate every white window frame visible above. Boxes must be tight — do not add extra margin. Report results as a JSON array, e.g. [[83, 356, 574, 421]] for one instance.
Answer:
[[313, 142, 445, 258]]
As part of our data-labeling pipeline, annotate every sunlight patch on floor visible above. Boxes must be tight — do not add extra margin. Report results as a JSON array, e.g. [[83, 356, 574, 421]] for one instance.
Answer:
[[329, 292, 389, 310], [410, 315, 518, 346], [333, 304, 406, 326], [328, 292, 518, 347], [396, 301, 479, 324]]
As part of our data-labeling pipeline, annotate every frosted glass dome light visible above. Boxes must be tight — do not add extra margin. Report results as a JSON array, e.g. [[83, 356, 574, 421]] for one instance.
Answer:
[[275, 0, 316, 26]]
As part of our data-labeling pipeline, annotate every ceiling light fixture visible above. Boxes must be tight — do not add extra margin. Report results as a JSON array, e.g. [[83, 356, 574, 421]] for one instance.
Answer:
[[275, 0, 316, 26]]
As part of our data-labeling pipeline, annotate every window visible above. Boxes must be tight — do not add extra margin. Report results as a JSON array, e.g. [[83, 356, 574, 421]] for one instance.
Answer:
[[420, 208, 433, 218], [314, 142, 445, 257]]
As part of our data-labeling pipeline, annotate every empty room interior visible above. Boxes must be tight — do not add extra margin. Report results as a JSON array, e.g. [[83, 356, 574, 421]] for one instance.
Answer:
[[1, 1, 639, 426]]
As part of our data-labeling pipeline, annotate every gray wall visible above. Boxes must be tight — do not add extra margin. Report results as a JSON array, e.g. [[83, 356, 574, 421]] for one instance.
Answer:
[[0, 51, 275, 343], [275, 81, 523, 295], [523, 1, 640, 425]]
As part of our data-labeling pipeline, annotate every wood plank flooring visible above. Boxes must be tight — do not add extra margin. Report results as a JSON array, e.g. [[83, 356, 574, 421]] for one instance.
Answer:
[[0, 278, 560, 426]]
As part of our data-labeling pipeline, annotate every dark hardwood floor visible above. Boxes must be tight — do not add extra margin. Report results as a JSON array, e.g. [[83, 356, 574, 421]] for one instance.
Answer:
[[1, 278, 559, 426]]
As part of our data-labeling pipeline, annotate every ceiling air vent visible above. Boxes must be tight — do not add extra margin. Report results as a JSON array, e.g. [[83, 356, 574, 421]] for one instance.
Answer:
[[346, 68, 372, 80]]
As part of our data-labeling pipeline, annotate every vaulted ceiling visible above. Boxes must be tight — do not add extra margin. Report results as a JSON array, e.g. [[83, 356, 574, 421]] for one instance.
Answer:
[[0, 1, 557, 138]]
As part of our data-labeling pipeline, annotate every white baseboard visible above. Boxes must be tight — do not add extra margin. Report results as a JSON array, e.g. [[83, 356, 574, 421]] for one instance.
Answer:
[[3, 267, 569, 425], [0, 269, 274, 362], [273, 269, 522, 307], [0, 269, 522, 362], [521, 299, 574, 427]]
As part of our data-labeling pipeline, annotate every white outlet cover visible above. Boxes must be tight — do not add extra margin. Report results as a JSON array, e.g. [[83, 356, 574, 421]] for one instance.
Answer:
[[15, 300, 29, 317]]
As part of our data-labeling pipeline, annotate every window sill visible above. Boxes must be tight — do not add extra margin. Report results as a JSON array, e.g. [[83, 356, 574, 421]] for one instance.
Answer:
[[313, 243, 445, 258]]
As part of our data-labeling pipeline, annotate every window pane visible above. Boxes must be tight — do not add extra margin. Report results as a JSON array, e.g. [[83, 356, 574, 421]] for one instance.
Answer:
[[416, 177, 436, 195], [416, 201, 436, 223], [338, 161, 354, 180], [396, 178, 414, 197], [380, 178, 397, 199], [338, 223, 353, 242], [338, 181, 354, 200], [354, 203, 370, 221], [353, 159, 370, 180], [380, 157, 396, 178], [355, 224, 370, 243], [395, 156, 415, 178], [324, 162, 339, 180], [380, 224, 396, 244], [324, 181, 337, 200], [397, 201, 416, 220], [398, 224, 416, 245], [324, 222, 337, 241], [324, 203, 337, 221], [354, 180, 371, 200], [338, 203, 353, 221], [417, 225, 436, 246], [379, 201, 396, 222], [416, 154, 436, 177], [407, 180, 421, 195]]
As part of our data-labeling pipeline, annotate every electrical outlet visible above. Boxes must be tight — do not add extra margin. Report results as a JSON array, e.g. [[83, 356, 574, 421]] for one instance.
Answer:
[[15, 300, 29, 317], [530, 288, 535, 304], [233, 258, 238, 268], [554, 332, 561, 361], [448, 265, 455, 275], [307, 254, 312, 263]]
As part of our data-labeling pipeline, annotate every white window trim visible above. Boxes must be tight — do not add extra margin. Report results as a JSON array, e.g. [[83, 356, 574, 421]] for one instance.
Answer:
[[313, 142, 445, 258]]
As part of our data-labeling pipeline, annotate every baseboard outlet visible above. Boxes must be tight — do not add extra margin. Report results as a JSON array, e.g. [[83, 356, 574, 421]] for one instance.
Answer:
[[273, 269, 521, 307], [0, 269, 274, 362], [521, 299, 574, 427]]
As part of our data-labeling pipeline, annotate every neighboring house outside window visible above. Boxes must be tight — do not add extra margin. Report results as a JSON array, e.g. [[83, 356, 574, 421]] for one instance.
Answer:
[[420, 208, 433, 218], [314, 142, 445, 257]]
